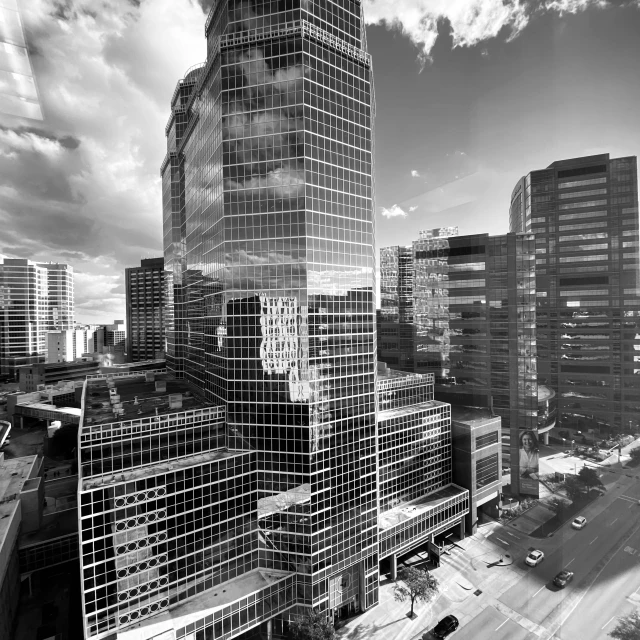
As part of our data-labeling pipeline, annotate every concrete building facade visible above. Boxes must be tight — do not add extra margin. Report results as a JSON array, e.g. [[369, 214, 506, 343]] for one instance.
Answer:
[[125, 259, 165, 362]]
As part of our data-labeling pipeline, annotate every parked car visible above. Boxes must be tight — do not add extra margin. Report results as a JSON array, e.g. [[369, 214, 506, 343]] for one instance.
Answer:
[[525, 550, 545, 567], [553, 569, 574, 588], [433, 615, 459, 638], [572, 516, 587, 530]]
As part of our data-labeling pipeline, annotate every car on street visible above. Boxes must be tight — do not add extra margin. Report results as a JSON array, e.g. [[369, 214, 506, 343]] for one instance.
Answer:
[[553, 569, 574, 588], [433, 615, 459, 638], [572, 516, 587, 530], [525, 550, 545, 566]]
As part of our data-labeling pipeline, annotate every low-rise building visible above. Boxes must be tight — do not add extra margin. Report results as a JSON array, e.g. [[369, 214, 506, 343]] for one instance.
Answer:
[[450, 406, 503, 534], [376, 363, 469, 579], [18, 361, 100, 392], [0, 451, 43, 639]]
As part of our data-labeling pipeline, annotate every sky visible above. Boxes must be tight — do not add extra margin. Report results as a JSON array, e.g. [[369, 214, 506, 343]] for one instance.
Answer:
[[2, 0, 640, 323]]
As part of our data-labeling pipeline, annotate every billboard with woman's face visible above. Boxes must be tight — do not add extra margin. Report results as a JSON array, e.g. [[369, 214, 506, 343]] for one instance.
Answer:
[[519, 429, 540, 496]]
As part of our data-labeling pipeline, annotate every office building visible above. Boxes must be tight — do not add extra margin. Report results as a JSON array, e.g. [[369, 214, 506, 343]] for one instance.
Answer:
[[450, 406, 502, 534], [79, 2, 379, 639], [510, 154, 640, 435], [89, 320, 127, 364], [378, 231, 538, 496], [376, 364, 469, 579], [125, 258, 166, 362]]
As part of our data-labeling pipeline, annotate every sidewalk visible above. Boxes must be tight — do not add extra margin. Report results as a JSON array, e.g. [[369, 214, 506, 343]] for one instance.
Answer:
[[338, 524, 544, 640]]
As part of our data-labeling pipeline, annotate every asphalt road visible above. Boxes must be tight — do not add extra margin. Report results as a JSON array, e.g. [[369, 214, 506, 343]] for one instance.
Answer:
[[554, 480, 640, 639], [497, 475, 640, 638], [453, 606, 536, 640]]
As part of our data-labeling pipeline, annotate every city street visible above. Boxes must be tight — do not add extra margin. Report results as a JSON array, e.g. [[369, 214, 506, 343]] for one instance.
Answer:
[[451, 606, 535, 640], [456, 467, 640, 640]]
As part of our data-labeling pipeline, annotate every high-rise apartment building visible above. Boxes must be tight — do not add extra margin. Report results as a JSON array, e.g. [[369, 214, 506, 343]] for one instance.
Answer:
[[125, 258, 165, 362], [510, 154, 640, 435], [40, 263, 74, 330], [0, 259, 51, 379], [378, 231, 539, 496]]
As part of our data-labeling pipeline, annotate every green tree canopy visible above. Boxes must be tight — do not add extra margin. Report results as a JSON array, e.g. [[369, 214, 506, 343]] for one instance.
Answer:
[[288, 608, 335, 640], [578, 466, 601, 490], [393, 566, 439, 617], [609, 610, 640, 640]]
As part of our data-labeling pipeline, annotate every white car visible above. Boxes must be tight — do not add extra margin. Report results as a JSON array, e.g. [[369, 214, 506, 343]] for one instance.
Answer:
[[525, 550, 545, 567], [572, 516, 587, 530]]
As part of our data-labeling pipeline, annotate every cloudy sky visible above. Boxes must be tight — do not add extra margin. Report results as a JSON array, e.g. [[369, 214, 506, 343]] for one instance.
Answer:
[[2, 0, 640, 322]]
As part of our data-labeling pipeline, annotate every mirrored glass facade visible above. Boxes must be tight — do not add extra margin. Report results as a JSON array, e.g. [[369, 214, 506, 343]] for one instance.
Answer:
[[150, 0, 377, 637], [511, 154, 640, 436]]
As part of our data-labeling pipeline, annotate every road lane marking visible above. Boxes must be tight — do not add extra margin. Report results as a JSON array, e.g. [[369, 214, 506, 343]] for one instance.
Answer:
[[611, 518, 619, 526], [602, 616, 616, 630], [495, 619, 509, 631], [506, 532, 520, 539], [533, 585, 546, 597], [567, 557, 575, 566], [630, 503, 634, 509], [590, 537, 598, 545], [550, 521, 640, 636], [496, 537, 509, 546]]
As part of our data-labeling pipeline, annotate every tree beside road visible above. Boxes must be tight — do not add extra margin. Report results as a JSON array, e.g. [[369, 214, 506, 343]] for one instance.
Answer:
[[609, 610, 640, 640], [394, 566, 439, 618]]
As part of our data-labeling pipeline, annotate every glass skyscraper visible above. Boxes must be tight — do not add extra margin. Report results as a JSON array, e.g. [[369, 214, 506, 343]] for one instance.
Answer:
[[165, 0, 375, 634], [510, 154, 640, 436]]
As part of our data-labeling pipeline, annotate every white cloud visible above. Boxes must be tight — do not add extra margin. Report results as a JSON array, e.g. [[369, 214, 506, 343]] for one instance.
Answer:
[[0, 0, 207, 323], [363, 0, 610, 65], [380, 204, 409, 218], [411, 169, 421, 177], [409, 205, 419, 211]]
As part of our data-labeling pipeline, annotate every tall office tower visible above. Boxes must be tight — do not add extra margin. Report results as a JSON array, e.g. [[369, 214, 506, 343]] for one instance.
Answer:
[[0, 259, 49, 378], [378, 232, 539, 496], [511, 154, 640, 436], [39, 263, 75, 330], [125, 258, 166, 362], [79, 1, 375, 638]]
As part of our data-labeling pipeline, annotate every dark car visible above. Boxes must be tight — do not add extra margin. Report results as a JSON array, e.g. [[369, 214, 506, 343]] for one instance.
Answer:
[[553, 569, 574, 588], [433, 615, 459, 638]]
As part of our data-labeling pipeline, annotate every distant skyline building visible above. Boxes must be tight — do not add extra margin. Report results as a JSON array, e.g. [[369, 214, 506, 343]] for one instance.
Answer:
[[90, 320, 126, 364], [378, 231, 540, 496], [46, 327, 94, 364], [40, 263, 74, 331], [510, 153, 640, 435], [125, 258, 166, 362], [0, 259, 74, 379]]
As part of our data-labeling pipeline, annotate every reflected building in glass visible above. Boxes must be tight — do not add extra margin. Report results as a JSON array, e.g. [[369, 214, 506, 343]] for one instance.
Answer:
[[378, 231, 539, 497], [78, 2, 379, 639], [510, 154, 640, 437]]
